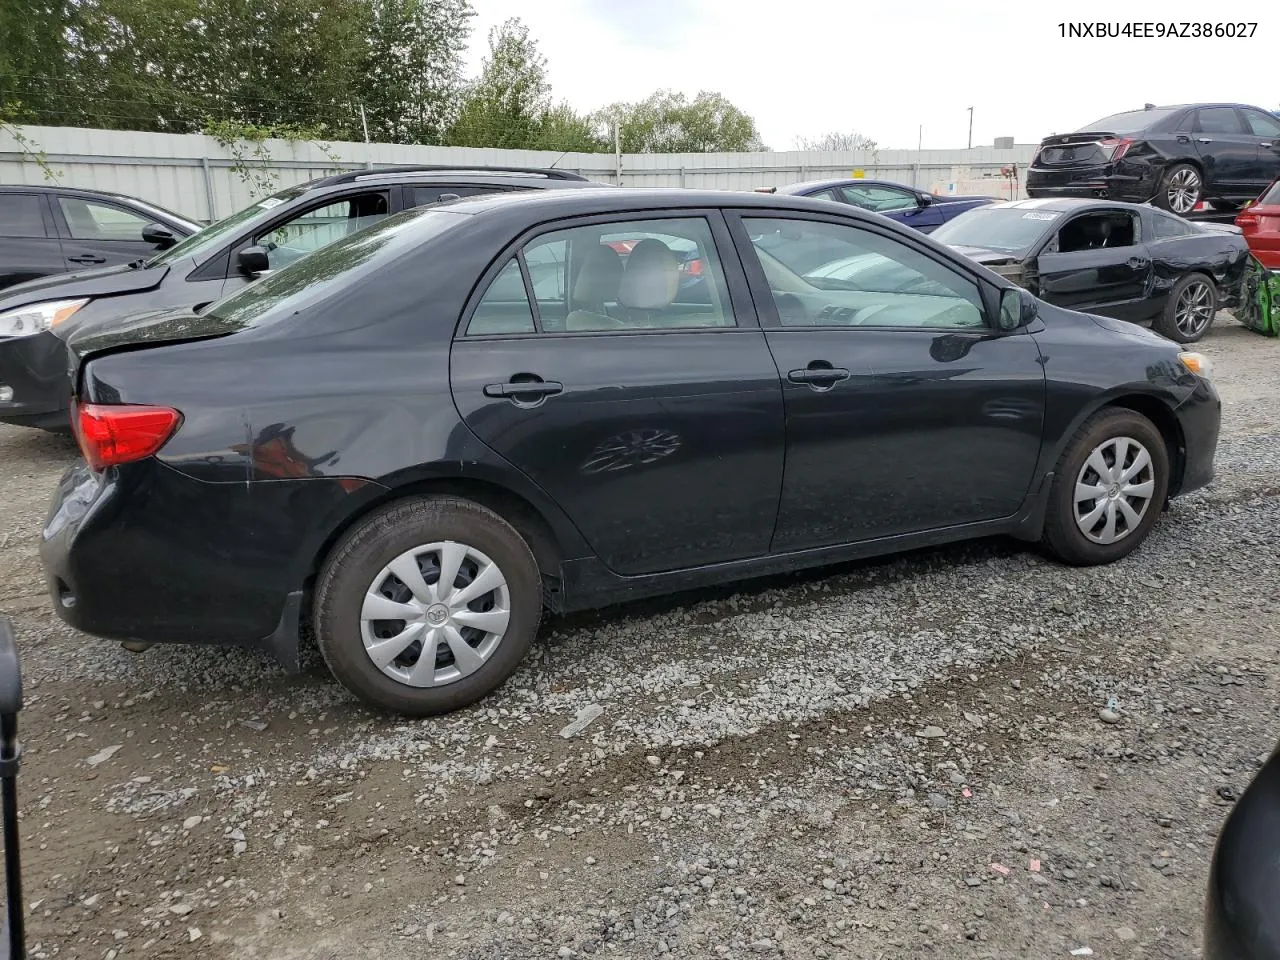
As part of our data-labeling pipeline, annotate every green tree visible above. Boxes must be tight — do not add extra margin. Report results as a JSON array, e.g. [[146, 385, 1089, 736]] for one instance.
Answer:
[[0, 1, 71, 123], [533, 103, 607, 153], [603, 90, 765, 153], [448, 17, 549, 149], [794, 130, 878, 151]]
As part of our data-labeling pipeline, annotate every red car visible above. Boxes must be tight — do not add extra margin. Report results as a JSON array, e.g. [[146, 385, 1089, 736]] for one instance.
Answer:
[[1237, 180, 1280, 269]]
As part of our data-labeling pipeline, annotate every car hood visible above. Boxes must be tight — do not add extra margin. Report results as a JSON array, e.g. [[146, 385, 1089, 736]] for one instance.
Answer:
[[65, 305, 243, 368], [947, 244, 1023, 266], [0, 261, 169, 309]]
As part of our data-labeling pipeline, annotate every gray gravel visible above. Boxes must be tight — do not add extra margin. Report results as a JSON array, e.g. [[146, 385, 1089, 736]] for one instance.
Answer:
[[1, 314, 1278, 958]]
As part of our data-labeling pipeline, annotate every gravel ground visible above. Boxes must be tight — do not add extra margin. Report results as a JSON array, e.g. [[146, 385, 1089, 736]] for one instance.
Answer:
[[2, 315, 1279, 959]]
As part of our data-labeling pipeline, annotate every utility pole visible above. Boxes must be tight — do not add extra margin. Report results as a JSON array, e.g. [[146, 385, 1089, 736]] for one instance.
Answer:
[[358, 103, 372, 170], [614, 121, 622, 185], [967, 107, 973, 149]]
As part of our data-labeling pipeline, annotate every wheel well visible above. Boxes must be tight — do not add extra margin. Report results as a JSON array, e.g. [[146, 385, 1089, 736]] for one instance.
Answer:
[[1103, 396, 1187, 495], [303, 479, 566, 605]]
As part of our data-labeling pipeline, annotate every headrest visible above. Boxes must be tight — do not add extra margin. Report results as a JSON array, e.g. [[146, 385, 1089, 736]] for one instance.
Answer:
[[572, 244, 623, 305], [618, 239, 679, 310]]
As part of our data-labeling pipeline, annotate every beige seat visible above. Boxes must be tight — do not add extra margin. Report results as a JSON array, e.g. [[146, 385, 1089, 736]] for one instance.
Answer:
[[564, 245, 625, 331]]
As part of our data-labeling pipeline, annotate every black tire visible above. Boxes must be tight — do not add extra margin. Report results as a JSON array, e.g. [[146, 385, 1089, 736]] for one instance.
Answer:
[[1153, 273, 1217, 343], [1041, 408, 1170, 566], [314, 496, 542, 716], [1153, 162, 1203, 214]]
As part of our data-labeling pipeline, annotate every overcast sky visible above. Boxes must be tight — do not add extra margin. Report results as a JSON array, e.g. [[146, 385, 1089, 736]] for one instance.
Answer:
[[464, 0, 1276, 150]]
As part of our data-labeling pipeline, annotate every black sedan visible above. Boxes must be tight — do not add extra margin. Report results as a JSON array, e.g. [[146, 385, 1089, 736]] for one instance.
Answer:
[[930, 198, 1250, 343], [0, 165, 596, 430], [1026, 103, 1280, 213], [761, 178, 996, 233], [0, 185, 199, 291], [41, 188, 1220, 716]]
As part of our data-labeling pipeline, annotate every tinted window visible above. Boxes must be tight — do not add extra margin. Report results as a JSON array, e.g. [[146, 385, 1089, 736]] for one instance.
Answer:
[[931, 206, 1057, 254], [1079, 108, 1178, 133], [256, 193, 390, 270], [839, 184, 918, 212], [467, 259, 536, 335], [1054, 212, 1138, 252], [1242, 110, 1280, 138], [0, 194, 48, 238], [59, 197, 150, 241], [521, 217, 733, 333], [147, 185, 310, 267], [1197, 108, 1245, 135], [1153, 212, 1196, 239], [743, 217, 986, 329], [411, 185, 506, 207]]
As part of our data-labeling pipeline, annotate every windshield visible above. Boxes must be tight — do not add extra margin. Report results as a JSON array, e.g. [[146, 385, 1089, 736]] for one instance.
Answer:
[[931, 206, 1057, 254], [205, 208, 468, 328], [1078, 107, 1178, 133], [145, 185, 310, 267]]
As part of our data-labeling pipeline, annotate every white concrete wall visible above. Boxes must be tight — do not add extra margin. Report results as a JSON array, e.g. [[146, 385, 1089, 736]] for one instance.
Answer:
[[0, 125, 1038, 221]]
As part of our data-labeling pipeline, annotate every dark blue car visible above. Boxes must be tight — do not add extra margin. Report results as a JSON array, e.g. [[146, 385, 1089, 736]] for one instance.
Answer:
[[759, 179, 998, 234]]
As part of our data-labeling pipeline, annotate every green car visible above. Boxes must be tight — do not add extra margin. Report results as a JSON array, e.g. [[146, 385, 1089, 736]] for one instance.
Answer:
[[1238, 256, 1280, 336]]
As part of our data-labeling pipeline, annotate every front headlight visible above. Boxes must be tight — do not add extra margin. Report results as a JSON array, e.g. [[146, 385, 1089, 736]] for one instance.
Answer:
[[0, 298, 89, 338], [1178, 351, 1214, 379]]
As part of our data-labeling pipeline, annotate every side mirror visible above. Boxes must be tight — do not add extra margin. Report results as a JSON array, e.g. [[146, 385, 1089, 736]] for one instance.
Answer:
[[998, 287, 1038, 331], [141, 223, 177, 249], [237, 245, 271, 276], [917, 194, 934, 208]]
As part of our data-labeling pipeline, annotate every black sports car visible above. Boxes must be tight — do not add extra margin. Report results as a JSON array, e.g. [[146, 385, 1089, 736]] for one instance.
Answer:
[[1026, 103, 1280, 214], [931, 198, 1249, 343], [41, 188, 1220, 716]]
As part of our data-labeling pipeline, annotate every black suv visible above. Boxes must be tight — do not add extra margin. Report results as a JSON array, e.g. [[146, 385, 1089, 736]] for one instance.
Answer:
[[0, 185, 199, 291], [0, 166, 597, 429], [1026, 103, 1280, 214]]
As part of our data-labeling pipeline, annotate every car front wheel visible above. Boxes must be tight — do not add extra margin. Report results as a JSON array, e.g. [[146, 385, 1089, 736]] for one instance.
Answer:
[[314, 496, 542, 716], [1041, 408, 1170, 566]]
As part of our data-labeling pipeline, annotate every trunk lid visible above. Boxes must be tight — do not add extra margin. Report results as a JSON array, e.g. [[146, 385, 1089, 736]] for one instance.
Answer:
[[65, 306, 242, 377], [1034, 131, 1120, 166]]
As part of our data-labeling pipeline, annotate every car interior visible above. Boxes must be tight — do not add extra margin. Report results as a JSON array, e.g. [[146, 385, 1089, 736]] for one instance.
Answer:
[[258, 192, 391, 270], [1051, 212, 1138, 253]]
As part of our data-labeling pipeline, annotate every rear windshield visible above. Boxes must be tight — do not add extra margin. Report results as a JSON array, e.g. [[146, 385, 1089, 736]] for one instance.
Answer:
[[146, 185, 311, 267], [930, 206, 1057, 254], [204, 207, 467, 328], [1077, 107, 1178, 133], [1261, 181, 1280, 205]]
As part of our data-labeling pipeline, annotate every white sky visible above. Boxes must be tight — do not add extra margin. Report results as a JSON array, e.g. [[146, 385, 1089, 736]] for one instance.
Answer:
[[464, 0, 1277, 150]]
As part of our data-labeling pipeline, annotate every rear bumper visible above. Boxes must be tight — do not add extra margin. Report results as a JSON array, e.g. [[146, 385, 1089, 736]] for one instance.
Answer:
[[1026, 162, 1157, 203], [1172, 376, 1221, 497], [0, 330, 71, 430]]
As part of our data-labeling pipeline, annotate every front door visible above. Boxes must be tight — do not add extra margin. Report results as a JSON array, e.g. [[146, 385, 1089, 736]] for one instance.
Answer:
[[51, 195, 163, 271], [729, 213, 1045, 551], [1193, 107, 1260, 194], [1034, 209, 1151, 320], [1240, 108, 1280, 193], [450, 213, 786, 576]]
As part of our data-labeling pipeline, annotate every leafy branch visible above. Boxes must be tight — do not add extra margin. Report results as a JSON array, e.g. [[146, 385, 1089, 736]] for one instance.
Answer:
[[0, 102, 61, 182], [203, 118, 339, 196]]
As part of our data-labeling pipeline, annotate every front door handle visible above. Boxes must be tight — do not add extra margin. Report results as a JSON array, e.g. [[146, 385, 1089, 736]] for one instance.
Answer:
[[483, 378, 564, 400], [1127, 256, 1149, 268], [787, 364, 851, 387], [67, 254, 106, 265]]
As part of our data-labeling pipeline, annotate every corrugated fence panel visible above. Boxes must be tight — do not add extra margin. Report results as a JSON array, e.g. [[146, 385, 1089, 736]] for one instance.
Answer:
[[0, 125, 1039, 221]]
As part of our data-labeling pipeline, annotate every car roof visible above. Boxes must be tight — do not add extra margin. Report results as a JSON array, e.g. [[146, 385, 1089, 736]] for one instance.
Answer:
[[0, 183, 172, 203], [298, 165, 599, 191], [985, 197, 1151, 215], [772, 178, 914, 195]]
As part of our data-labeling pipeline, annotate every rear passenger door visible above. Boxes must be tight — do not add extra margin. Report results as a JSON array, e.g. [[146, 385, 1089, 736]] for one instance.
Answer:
[[449, 212, 786, 576], [51, 195, 161, 270], [0, 193, 64, 289]]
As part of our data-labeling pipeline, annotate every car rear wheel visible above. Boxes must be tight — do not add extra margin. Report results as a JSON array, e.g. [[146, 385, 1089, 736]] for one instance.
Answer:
[[1041, 408, 1169, 566], [1155, 273, 1217, 343], [1155, 163, 1203, 214], [314, 496, 541, 716]]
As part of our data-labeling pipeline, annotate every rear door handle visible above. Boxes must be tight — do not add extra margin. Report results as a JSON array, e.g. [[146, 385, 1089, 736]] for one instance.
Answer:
[[67, 254, 106, 265], [483, 379, 563, 399], [1197, 138, 1214, 144], [787, 366, 851, 386]]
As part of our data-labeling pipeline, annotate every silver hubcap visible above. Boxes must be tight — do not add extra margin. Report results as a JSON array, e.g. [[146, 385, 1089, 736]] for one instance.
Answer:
[[359, 541, 510, 688], [1074, 436, 1156, 545], [1167, 168, 1201, 214], [1174, 280, 1214, 337]]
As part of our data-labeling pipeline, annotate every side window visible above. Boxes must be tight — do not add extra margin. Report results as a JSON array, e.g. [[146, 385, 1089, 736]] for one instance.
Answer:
[[1153, 213, 1194, 240], [1242, 110, 1280, 138], [1196, 108, 1245, 135], [1056, 212, 1137, 252], [525, 217, 733, 333], [742, 217, 986, 330], [0, 194, 48, 238], [466, 259, 536, 336], [58, 197, 150, 241], [411, 185, 507, 207], [256, 192, 390, 270], [839, 184, 918, 212]]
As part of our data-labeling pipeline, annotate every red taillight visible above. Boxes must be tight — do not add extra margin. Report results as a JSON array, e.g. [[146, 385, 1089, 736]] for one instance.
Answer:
[[680, 258, 704, 276], [1237, 214, 1259, 228], [73, 402, 182, 470], [1100, 137, 1134, 161]]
